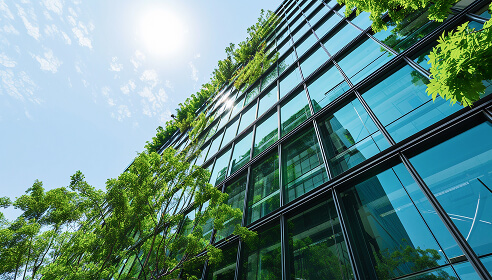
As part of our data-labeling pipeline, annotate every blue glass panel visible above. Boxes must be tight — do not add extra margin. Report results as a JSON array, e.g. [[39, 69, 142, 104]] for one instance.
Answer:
[[410, 122, 492, 257], [261, 65, 278, 91], [337, 37, 393, 85], [281, 89, 311, 135], [322, 22, 362, 55], [254, 112, 278, 156], [278, 50, 297, 75], [229, 131, 252, 175], [300, 45, 329, 78], [279, 66, 303, 99], [244, 84, 260, 106], [221, 117, 240, 149], [292, 23, 310, 43], [350, 11, 372, 30], [362, 65, 459, 142], [257, 86, 278, 118], [207, 131, 224, 159], [295, 32, 317, 57], [209, 148, 232, 186], [314, 11, 344, 38], [307, 63, 348, 112], [453, 262, 481, 280], [340, 167, 447, 278], [237, 103, 257, 134], [308, 5, 328, 26]]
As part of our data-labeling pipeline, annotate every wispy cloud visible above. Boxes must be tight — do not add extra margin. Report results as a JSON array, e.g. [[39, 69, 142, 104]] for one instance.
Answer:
[[120, 79, 136, 95], [42, 0, 63, 15], [67, 7, 92, 49], [140, 69, 159, 87], [0, 53, 17, 67], [0, 69, 39, 103], [109, 57, 122, 72], [0, 0, 15, 20], [189, 61, 198, 82], [101, 86, 115, 106], [2, 24, 19, 34], [194, 53, 201, 59], [138, 87, 168, 117], [130, 50, 145, 70], [111, 105, 131, 121], [16, 4, 40, 40], [32, 49, 62, 73]]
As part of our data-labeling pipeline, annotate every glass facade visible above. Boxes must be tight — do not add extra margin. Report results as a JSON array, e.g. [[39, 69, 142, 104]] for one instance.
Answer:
[[120, 0, 492, 279]]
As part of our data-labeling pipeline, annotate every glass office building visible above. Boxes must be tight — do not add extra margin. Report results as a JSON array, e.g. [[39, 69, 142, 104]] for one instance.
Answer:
[[135, 0, 492, 279]]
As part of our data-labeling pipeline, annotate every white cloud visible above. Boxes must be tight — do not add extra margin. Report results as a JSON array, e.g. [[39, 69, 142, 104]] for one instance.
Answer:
[[194, 53, 201, 59], [44, 23, 58, 36], [72, 25, 92, 49], [109, 57, 122, 72], [189, 61, 198, 82], [0, 0, 14, 20], [42, 0, 63, 15], [32, 49, 62, 73], [0, 53, 16, 67], [16, 4, 40, 40], [0, 69, 39, 103], [120, 79, 135, 95], [101, 86, 115, 106], [2, 24, 19, 34], [24, 109, 33, 120], [111, 105, 131, 121], [61, 31, 71, 44], [140, 69, 159, 87], [164, 80, 174, 91], [138, 86, 168, 117], [130, 50, 145, 70]]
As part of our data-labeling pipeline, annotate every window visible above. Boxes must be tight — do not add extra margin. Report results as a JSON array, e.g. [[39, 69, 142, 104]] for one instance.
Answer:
[[229, 131, 252, 175], [216, 174, 247, 241], [280, 89, 311, 135], [254, 112, 278, 157], [307, 62, 348, 112]]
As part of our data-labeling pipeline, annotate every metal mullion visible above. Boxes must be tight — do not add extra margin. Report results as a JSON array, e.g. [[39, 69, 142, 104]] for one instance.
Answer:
[[466, 13, 488, 24], [482, 108, 492, 122], [332, 189, 361, 280], [235, 165, 252, 279], [313, 119, 333, 180], [403, 56, 431, 79], [280, 214, 290, 280], [399, 153, 492, 280], [233, 241, 244, 280], [279, 144, 285, 207]]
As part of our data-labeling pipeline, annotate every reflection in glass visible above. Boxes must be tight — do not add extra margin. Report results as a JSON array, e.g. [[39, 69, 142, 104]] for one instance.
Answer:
[[288, 201, 354, 279], [308, 5, 328, 27], [279, 67, 303, 98], [350, 11, 372, 30], [307, 63, 348, 112], [247, 153, 280, 224], [238, 104, 257, 134], [207, 245, 238, 280], [209, 148, 231, 187], [322, 23, 362, 55], [261, 66, 278, 91], [295, 33, 317, 57], [281, 89, 311, 135], [230, 96, 245, 120], [254, 112, 278, 157], [409, 122, 492, 257], [279, 50, 296, 74], [245, 84, 260, 106], [282, 128, 327, 202], [216, 175, 247, 241], [242, 224, 281, 279], [314, 11, 343, 39], [318, 99, 388, 177], [337, 37, 393, 85], [221, 117, 240, 150], [257, 86, 278, 118], [362, 65, 458, 142], [229, 131, 252, 175], [340, 167, 447, 279]]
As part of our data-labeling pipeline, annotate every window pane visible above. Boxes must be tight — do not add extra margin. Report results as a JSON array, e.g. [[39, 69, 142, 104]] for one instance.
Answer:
[[245, 84, 260, 106], [288, 201, 354, 279], [307, 63, 348, 112], [230, 96, 244, 120], [221, 117, 240, 149], [399, 266, 458, 279], [261, 66, 278, 91], [195, 142, 211, 167], [350, 11, 372, 30], [241, 224, 281, 279], [340, 167, 447, 279], [207, 245, 238, 280], [247, 153, 280, 224], [281, 89, 311, 135], [254, 112, 278, 157], [238, 104, 257, 134], [282, 128, 328, 202], [208, 131, 224, 159], [279, 66, 303, 99], [257, 86, 278, 118], [300, 45, 329, 78], [292, 23, 310, 43], [209, 148, 231, 186], [314, 11, 343, 38], [337, 38, 393, 85], [216, 175, 247, 241], [308, 5, 328, 26], [409, 122, 492, 257], [318, 99, 388, 177], [323, 23, 362, 55], [229, 131, 252, 175], [362, 65, 459, 142], [295, 32, 317, 57]]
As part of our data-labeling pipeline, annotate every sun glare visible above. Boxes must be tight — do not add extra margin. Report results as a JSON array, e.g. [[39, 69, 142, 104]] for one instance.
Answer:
[[139, 8, 186, 56]]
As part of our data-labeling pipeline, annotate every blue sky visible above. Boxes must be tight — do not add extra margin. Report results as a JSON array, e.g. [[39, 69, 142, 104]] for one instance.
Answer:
[[0, 0, 279, 221]]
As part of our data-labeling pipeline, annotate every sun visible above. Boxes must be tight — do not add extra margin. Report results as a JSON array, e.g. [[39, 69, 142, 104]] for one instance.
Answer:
[[139, 8, 186, 56]]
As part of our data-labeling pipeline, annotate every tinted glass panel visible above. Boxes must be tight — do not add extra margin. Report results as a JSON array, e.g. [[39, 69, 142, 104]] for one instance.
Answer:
[[257, 86, 278, 118], [350, 11, 372, 30], [300, 45, 329, 78], [318, 99, 389, 177], [362, 65, 459, 142], [229, 131, 252, 175], [288, 201, 354, 279], [279, 50, 297, 74], [209, 148, 231, 186], [221, 117, 240, 149], [410, 122, 492, 257], [241, 225, 281, 279], [207, 245, 238, 280], [282, 128, 328, 202], [279, 67, 303, 99], [281, 89, 311, 135], [323, 23, 361, 55], [295, 32, 317, 57], [238, 104, 257, 134], [261, 66, 278, 91], [247, 153, 280, 224], [254, 112, 278, 157], [216, 175, 247, 241], [314, 12, 343, 38], [307, 63, 348, 112], [340, 167, 447, 279]]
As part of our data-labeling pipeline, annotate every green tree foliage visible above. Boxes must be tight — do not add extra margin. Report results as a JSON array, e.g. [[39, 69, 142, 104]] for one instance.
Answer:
[[427, 18, 492, 106], [233, 43, 279, 90], [338, 0, 492, 107]]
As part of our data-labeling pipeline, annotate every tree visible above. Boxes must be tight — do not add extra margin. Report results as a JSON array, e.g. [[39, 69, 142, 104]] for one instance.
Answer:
[[338, 0, 492, 107]]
